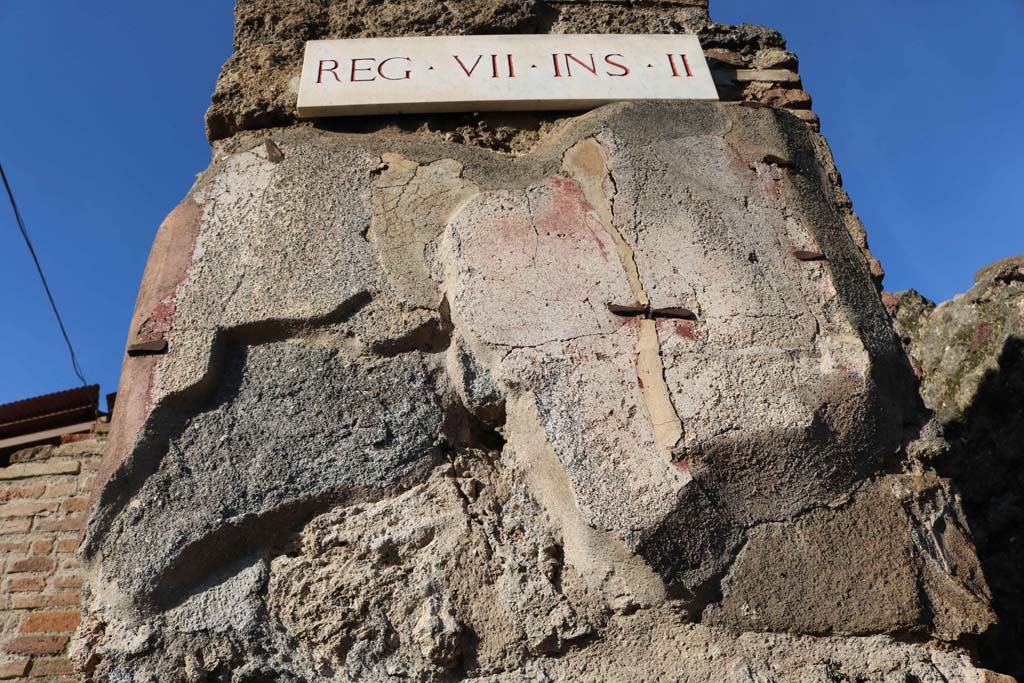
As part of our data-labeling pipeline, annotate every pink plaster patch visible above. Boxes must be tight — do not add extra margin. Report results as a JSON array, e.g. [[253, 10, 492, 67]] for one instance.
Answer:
[[452, 174, 635, 350], [542, 176, 610, 263]]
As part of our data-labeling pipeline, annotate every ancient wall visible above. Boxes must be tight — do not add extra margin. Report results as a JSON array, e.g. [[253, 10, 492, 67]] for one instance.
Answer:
[[62, 1, 1018, 682], [889, 257, 1024, 680], [0, 436, 105, 682]]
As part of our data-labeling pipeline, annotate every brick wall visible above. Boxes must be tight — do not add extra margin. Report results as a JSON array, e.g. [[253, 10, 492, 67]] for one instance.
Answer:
[[700, 23, 820, 129], [0, 434, 105, 682]]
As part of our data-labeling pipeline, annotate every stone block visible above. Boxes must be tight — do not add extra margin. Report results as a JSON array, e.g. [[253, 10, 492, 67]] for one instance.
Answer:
[[704, 48, 747, 67], [755, 48, 798, 69], [703, 479, 922, 634], [789, 109, 821, 127], [761, 87, 812, 109], [297, 35, 718, 118], [733, 68, 801, 83]]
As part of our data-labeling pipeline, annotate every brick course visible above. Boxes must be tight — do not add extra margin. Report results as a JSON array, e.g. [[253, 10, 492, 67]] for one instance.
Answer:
[[699, 25, 822, 130], [27, 658, 74, 677], [52, 541, 76, 555], [17, 613, 79, 635], [6, 578, 44, 593], [0, 521, 31, 536], [0, 488, 44, 503], [0, 659, 29, 679], [8, 558, 54, 575], [0, 434, 104, 683], [0, 502, 58, 519], [9, 594, 80, 611], [0, 462, 80, 482], [2, 636, 69, 656], [28, 540, 52, 555], [48, 577, 81, 591]]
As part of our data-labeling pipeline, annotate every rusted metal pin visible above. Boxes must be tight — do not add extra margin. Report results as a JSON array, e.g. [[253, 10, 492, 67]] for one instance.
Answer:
[[650, 307, 697, 320], [127, 339, 169, 357], [264, 139, 285, 164], [792, 249, 826, 262], [763, 154, 796, 169], [608, 303, 648, 317], [609, 303, 698, 321]]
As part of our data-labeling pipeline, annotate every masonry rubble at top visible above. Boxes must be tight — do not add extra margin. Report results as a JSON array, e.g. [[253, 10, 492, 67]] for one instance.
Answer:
[[206, 0, 816, 147]]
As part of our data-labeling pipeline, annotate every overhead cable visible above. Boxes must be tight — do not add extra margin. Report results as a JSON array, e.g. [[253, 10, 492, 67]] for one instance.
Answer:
[[0, 161, 89, 387]]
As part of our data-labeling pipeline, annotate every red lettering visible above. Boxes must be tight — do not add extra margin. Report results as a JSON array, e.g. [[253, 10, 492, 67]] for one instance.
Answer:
[[491, 54, 499, 78], [317, 59, 341, 84], [565, 53, 598, 76], [453, 55, 484, 77], [552, 53, 562, 77], [604, 53, 629, 77], [507, 54, 516, 78], [351, 57, 376, 82], [667, 54, 694, 78], [667, 54, 680, 77], [377, 56, 412, 81]]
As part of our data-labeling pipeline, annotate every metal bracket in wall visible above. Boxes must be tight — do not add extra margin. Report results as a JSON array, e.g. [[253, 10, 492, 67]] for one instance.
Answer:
[[608, 303, 698, 321], [127, 339, 169, 357], [763, 154, 796, 169], [793, 250, 826, 262]]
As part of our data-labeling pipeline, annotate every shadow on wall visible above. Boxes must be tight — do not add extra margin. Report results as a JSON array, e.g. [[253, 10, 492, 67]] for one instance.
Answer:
[[937, 335, 1024, 679]]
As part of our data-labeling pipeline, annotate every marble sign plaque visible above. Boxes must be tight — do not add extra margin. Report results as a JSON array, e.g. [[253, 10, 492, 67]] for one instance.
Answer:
[[296, 34, 718, 117]]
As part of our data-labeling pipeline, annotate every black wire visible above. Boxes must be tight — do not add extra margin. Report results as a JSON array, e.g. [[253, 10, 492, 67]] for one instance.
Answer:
[[0, 161, 89, 387]]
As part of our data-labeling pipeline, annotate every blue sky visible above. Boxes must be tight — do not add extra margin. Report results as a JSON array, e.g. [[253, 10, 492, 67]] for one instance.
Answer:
[[0, 1, 1021, 405]]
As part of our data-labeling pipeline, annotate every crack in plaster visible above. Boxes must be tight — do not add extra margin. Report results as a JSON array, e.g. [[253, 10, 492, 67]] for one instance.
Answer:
[[562, 138, 683, 463]]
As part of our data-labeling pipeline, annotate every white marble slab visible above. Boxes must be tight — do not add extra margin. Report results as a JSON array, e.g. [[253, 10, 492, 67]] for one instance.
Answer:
[[296, 34, 718, 117]]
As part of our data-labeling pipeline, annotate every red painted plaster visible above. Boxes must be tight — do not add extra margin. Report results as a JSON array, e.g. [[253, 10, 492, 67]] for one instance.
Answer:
[[88, 193, 205, 520]]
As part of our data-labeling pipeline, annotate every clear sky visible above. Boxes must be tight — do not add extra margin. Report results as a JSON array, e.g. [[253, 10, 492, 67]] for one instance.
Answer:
[[0, 1, 1021, 405]]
